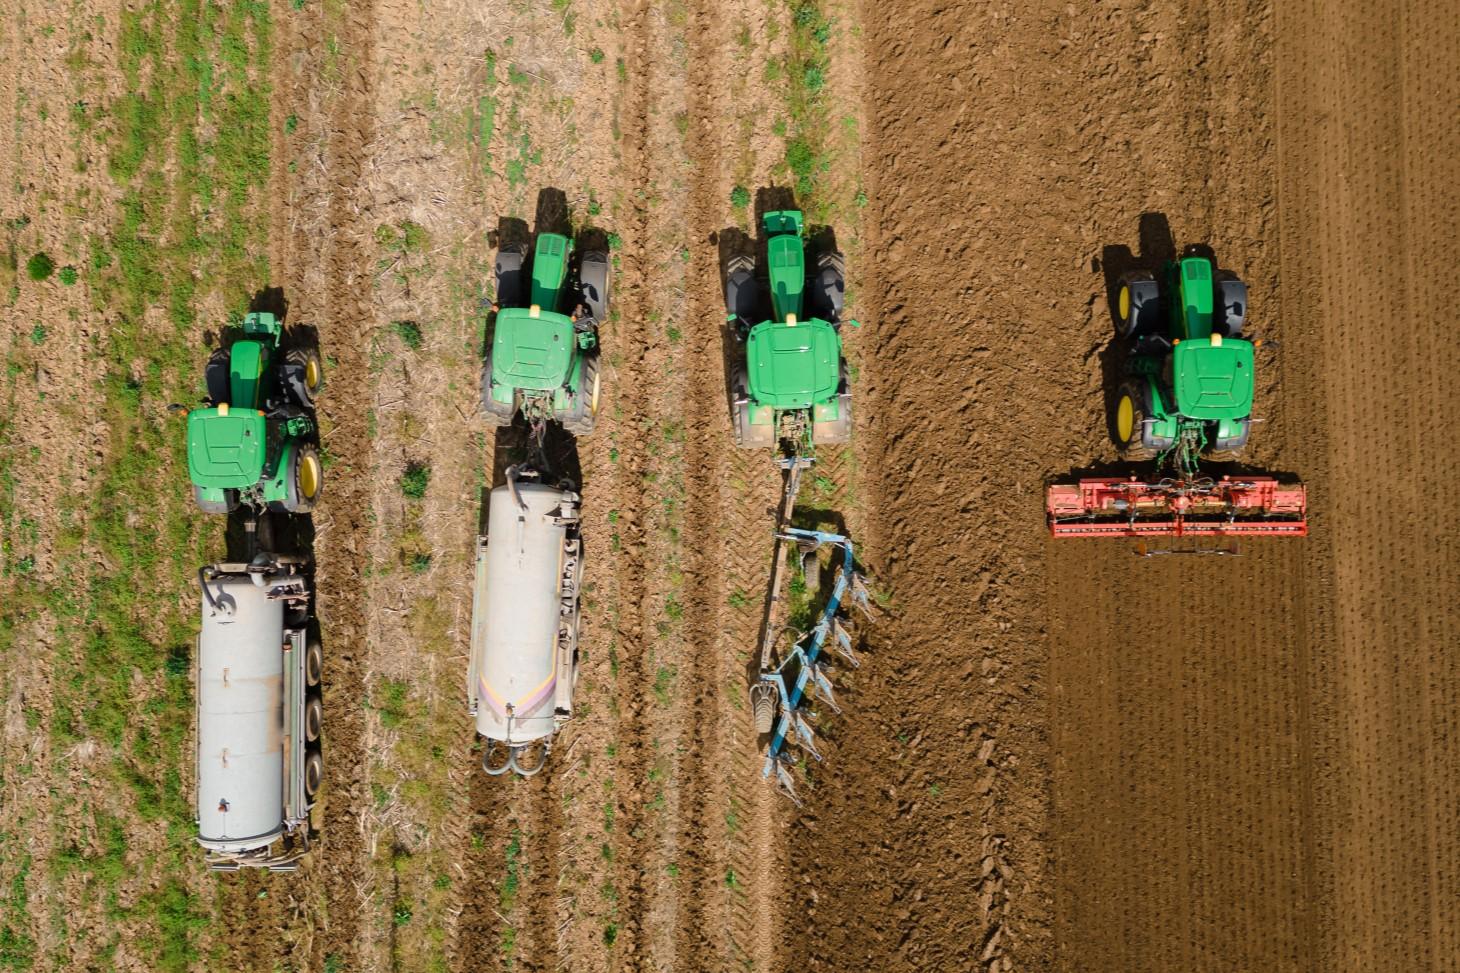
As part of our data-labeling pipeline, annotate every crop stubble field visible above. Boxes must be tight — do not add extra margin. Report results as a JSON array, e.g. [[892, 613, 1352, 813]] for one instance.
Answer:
[[0, 0, 1455, 971]]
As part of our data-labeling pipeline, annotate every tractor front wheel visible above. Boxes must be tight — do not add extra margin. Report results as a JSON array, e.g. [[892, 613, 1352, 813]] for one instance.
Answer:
[[1113, 381, 1158, 461], [561, 356, 600, 437], [193, 485, 239, 514], [283, 444, 322, 514], [480, 354, 517, 427]]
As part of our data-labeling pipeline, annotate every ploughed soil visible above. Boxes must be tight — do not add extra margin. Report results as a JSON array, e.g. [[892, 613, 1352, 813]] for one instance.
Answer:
[[791, 0, 1460, 971]]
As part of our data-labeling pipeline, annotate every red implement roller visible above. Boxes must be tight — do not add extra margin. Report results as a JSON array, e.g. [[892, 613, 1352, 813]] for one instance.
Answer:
[[1046, 476, 1307, 538]]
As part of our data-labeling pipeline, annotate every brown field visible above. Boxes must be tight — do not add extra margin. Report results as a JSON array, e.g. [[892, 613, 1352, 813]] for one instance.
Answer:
[[0, 0, 1455, 971]]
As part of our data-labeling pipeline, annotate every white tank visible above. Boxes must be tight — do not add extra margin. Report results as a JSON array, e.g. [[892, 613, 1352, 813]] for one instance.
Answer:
[[470, 480, 580, 761], [196, 574, 285, 852]]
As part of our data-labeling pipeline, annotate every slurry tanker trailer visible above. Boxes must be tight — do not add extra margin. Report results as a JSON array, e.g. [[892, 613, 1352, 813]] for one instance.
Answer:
[[467, 467, 583, 776], [194, 556, 321, 870]]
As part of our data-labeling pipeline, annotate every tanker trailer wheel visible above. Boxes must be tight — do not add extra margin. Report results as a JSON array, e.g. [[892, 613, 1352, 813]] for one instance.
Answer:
[[283, 444, 322, 514], [304, 750, 323, 800], [284, 348, 324, 407], [305, 641, 323, 688], [1113, 381, 1158, 461], [304, 696, 324, 744]]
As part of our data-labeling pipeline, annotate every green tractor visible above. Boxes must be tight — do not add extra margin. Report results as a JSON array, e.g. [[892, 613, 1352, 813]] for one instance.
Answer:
[[1112, 246, 1254, 473], [185, 312, 323, 514], [482, 232, 609, 436], [725, 210, 854, 450]]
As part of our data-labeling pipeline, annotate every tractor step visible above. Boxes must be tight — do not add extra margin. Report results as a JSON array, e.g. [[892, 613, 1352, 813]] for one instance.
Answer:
[[1046, 476, 1307, 538]]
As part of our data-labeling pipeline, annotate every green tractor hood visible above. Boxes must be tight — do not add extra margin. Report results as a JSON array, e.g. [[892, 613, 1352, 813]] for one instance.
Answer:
[[491, 306, 576, 391], [1172, 334, 1254, 420], [746, 317, 841, 410], [187, 406, 267, 488]]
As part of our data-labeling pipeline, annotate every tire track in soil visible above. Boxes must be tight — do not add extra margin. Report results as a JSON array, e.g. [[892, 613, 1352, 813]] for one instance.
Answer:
[[605, 1, 658, 965], [267, 0, 378, 967], [670, 0, 734, 968]]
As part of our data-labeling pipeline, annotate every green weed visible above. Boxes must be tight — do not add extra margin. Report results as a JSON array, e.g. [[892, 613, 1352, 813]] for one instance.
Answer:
[[25, 254, 53, 281]]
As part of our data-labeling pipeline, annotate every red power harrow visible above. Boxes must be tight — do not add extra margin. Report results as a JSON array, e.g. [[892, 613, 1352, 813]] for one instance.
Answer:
[[1046, 476, 1307, 538]]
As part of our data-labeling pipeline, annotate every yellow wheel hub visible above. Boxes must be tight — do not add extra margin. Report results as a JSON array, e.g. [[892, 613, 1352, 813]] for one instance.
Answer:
[[305, 357, 320, 389], [300, 453, 320, 498], [1116, 394, 1136, 443], [1118, 285, 1130, 322], [590, 370, 601, 414]]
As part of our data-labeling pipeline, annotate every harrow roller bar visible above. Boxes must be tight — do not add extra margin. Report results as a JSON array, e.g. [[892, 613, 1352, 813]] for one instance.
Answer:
[[1046, 476, 1307, 538]]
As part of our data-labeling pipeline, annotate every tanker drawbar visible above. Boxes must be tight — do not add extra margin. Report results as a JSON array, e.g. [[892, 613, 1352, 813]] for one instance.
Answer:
[[195, 556, 321, 870], [468, 469, 582, 776]]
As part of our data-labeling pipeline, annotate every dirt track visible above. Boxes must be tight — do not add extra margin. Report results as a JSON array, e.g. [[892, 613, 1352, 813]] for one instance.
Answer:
[[2, 0, 1457, 970]]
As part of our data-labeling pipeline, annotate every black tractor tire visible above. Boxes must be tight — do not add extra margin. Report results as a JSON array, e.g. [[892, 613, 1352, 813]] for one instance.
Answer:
[[810, 364, 853, 445], [494, 242, 528, 308], [193, 484, 239, 514], [730, 365, 774, 448], [480, 354, 517, 427], [810, 250, 846, 324], [578, 250, 611, 324], [561, 356, 600, 437], [304, 696, 323, 744], [205, 347, 231, 406], [282, 444, 322, 514], [305, 640, 323, 688], [1115, 271, 1162, 339], [284, 347, 323, 407], [724, 255, 759, 323], [1113, 380, 1159, 461], [303, 750, 323, 801], [1217, 273, 1248, 337], [1207, 417, 1251, 462]]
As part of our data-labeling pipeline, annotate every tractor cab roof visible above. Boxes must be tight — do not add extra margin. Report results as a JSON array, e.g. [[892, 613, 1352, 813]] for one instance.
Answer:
[[1172, 334, 1254, 420], [187, 406, 268, 488], [746, 316, 841, 410], [1177, 256, 1216, 339], [491, 306, 576, 391]]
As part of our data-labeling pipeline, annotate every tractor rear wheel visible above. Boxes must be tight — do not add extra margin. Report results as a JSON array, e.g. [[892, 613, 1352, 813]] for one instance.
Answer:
[[578, 250, 611, 324], [561, 356, 600, 436], [284, 348, 324, 407], [1115, 271, 1161, 339], [1113, 381, 1158, 460], [480, 355, 516, 427], [205, 348, 231, 406], [494, 242, 528, 307], [283, 444, 322, 513], [811, 251, 846, 324], [193, 484, 239, 514]]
